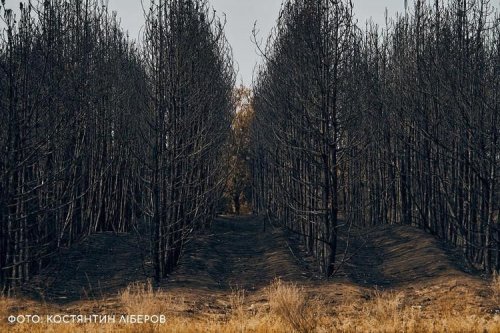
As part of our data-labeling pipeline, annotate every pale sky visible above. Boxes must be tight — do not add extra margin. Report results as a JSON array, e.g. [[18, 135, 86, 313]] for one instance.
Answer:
[[106, 0, 407, 86], [4, 0, 498, 85], [104, 0, 407, 86]]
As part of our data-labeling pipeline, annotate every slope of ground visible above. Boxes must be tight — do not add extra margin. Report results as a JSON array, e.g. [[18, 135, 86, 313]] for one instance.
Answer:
[[342, 224, 474, 287], [20, 231, 153, 302]]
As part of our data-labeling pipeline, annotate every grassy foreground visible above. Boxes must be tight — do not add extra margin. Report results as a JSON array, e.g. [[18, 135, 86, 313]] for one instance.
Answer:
[[1, 276, 499, 333]]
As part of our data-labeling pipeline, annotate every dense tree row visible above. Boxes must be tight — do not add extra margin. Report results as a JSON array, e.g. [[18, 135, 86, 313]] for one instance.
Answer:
[[141, 0, 234, 280], [0, 0, 234, 292], [251, 0, 499, 275], [0, 0, 144, 292]]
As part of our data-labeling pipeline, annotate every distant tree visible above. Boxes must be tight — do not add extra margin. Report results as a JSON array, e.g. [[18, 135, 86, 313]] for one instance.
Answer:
[[224, 86, 253, 215]]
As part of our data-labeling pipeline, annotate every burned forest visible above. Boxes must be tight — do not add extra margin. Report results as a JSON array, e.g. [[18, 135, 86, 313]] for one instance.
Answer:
[[252, 0, 500, 276], [0, 0, 234, 291], [0, 0, 499, 332]]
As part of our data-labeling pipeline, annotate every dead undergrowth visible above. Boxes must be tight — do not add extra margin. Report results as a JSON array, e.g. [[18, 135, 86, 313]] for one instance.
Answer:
[[2, 277, 500, 333]]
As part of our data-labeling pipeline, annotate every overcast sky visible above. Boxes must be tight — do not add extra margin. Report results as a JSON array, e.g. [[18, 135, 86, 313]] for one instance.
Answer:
[[105, 0, 408, 86], [4, 0, 498, 85]]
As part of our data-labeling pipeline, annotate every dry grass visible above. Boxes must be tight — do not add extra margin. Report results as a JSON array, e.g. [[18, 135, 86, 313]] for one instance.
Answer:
[[120, 279, 170, 314], [492, 272, 500, 305], [228, 287, 246, 318], [331, 283, 500, 333], [266, 279, 318, 333], [1, 279, 500, 333]]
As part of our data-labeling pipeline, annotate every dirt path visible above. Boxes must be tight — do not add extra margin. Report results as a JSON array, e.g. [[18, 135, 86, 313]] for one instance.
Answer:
[[164, 215, 311, 292]]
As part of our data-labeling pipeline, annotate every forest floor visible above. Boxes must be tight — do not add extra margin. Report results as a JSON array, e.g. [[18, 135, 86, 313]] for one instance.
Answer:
[[1, 215, 500, 332]]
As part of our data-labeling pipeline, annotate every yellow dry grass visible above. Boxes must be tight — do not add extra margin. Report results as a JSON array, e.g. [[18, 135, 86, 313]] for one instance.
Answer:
[[266, 279, 318, 333], [493, 272, 500, 305], [1, 278, 499, 333]]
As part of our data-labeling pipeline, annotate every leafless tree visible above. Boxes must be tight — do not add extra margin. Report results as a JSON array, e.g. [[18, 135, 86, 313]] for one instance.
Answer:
[[252, 0, 499, 275]]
